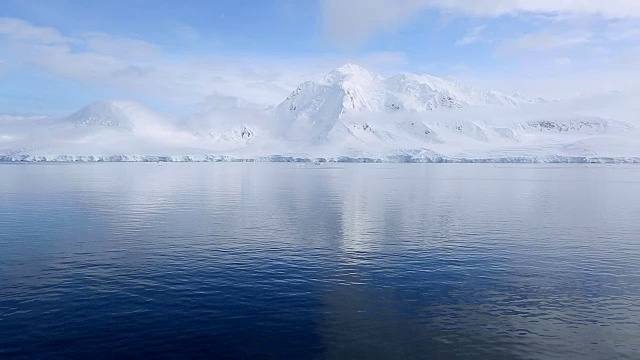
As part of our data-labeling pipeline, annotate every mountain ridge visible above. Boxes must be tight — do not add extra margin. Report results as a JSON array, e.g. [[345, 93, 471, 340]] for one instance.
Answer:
[[274, 63, 543, 143], [1, 63, 638, 161]]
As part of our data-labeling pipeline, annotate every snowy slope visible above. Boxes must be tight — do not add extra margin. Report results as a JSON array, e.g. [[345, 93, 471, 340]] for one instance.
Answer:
[[1, 101, 205, 156], [2, 64, 639, 162], [274, 63, 541, 143], [66, 101, 139, 129]]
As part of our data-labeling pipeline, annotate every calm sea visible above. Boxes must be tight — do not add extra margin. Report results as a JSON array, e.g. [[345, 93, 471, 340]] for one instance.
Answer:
[[1, 163, 639, 359]]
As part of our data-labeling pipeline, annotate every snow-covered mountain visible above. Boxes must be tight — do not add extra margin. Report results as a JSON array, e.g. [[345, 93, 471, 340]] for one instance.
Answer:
[[273, 63, 547, 143], [64, 101, 143, 130], [2, 64, 639, 162], [279, 63, 537, 115], [62, 100, 182, 134]]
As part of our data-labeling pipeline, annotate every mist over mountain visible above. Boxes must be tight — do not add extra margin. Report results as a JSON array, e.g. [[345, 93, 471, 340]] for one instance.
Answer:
[[1, 64, 638, 162]]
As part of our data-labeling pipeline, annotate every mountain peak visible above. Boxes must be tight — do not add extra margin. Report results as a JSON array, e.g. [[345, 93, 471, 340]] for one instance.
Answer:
[[334, 63, 370, 74], [323, 63, 378, 84], [64, 100, 151, 129]]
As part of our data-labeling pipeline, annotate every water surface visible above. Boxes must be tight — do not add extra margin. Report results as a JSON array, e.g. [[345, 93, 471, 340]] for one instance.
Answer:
[[1, 163, 639, 359]]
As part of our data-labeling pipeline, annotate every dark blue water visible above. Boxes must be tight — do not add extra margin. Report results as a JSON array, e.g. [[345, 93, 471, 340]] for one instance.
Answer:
[[1, 163, 639, 359]]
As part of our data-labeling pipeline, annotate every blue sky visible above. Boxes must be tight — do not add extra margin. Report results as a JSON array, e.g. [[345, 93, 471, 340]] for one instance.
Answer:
[[1, 0, 639, 114]]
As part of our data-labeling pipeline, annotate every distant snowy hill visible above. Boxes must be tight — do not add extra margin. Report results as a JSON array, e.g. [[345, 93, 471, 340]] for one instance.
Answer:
[[1, 64, 639, 162], [65, 100, 147, 130]]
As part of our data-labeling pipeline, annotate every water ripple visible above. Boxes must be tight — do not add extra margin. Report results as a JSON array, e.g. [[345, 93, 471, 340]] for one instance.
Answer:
[[1, 163, 639, 359]]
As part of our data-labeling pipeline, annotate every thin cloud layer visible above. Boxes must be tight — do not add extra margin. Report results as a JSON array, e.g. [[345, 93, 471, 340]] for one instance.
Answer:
[[455, 25, 486, 46], [1, 1, 639, 115], [0, 17, 425, 114], [322, 0, 640, 45], [0, 17, 312, 112]]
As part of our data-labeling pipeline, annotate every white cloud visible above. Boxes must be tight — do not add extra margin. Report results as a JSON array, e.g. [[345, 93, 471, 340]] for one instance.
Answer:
[[460, 45, 640, 99], [83, 32, 159, 58], [321, 0, 640, 45], [455, 25, 486, 46], [606, 20, 640, 41], [1, 14, 638, 113], [0, 17, 69, 44], [321, 0, 427, 45], [499, 31, 593, 52], [432, 0, 640, 18], [0, 18, 313, 110], [0, 18, 422, 112]]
